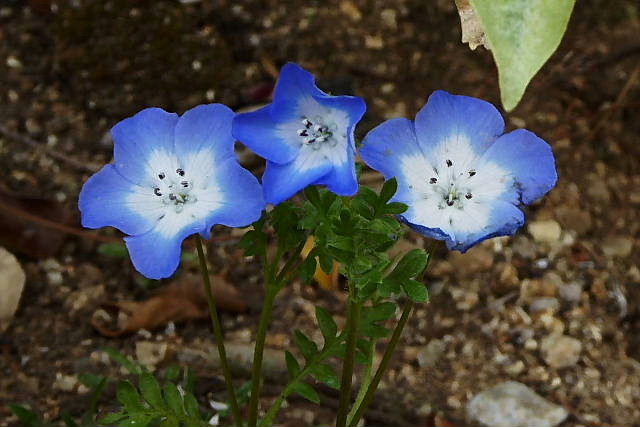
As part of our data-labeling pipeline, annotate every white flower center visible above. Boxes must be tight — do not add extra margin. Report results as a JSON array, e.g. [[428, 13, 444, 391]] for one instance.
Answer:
[[424, 158, 477, 211], [297, 116, 339, 150], [152, 167, 198, 213]]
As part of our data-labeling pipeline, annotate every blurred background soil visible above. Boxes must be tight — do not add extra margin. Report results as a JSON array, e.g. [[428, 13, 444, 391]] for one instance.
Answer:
[[1, 0, 640, 425]]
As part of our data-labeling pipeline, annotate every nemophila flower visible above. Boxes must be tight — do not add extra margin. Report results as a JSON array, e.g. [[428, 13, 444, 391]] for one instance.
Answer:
[[79, 104, 264, 279], [360, 90, 557, 252], [232, 62, 366, 205]]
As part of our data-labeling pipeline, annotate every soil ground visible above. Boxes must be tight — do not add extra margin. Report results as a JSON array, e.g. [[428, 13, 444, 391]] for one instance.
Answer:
[[1, 0, 640, 426]]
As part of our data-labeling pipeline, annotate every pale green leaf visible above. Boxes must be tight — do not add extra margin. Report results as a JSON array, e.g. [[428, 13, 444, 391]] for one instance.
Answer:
[[471, 0, 575, 110]]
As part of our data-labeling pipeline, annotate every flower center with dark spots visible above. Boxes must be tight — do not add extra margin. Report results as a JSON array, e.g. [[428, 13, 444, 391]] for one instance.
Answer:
[[427, 158, 476, 210], [297, 117, 338, 150], [152, 167, 197, 213]]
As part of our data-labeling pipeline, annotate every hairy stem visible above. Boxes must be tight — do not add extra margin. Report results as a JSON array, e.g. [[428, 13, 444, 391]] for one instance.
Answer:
[[336, 294, 362, 427], [195, 236, 243, 426], [348, 300, 414, 426], [346, 339, 375, 425]]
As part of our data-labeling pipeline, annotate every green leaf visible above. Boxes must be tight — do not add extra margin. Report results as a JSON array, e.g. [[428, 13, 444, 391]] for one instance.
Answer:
[[402, 279, 429, 303], [139, 373, 166, 410], [78, 373, 106, 390], [378, 178, 398, 205], [379, 277, 402, 297], [183, 392, 201, 420], [382, 202, 408, 215], [318, 252, 334, 275], [471, 0, 576, 110], [299, 254, 317, 284], [8, 404, 42, 427], [99, 411, 127, 425], [290, 382, 320, 404], [390, 249, 428, 280], [310, 363, 339, 389], [116, 380, 145, 413], [358, 187, 379, 207], [366, 302, 397, 321], [304, 186, 322, 208], [164, 364, 181, 382], [103, 346, 145, 374], [285, 351, 301, 377], [97, 242, 128, 258], [315, 306, 338, 344], [123, 413, 155, 427], [294, 330, 318, 360], [163, 383, 185, 417]]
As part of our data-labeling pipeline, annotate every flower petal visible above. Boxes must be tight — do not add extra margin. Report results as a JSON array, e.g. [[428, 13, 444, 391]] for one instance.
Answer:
[[360, 118, 422, 179], [414, 90, 504, 160], [479, 129, 557, 204], [262, 151, 333, 205], [273, 62, 326, 104], [124, 220, 203, 279], [112, 108, 179, 185], [79, 164, 160, 235], [313, 93, 367, 128], [201, 158, 265, 237], [174, 103, 236, 167], [232, 104, 300, 164], [313, 145, 358, 196]]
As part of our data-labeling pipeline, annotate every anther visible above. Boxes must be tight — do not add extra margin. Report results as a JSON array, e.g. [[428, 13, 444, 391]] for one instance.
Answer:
[[429, 177, 438, 184], [176, 168, 185, 176], [465, 193, 473, 199], [181, 181, 189, 188], [302, 118, 312, 128], [158, 172, 165, 180], [298, 129, 308, 137], [469, 170, 476, 177], [154, 187, 162, 196], [446, 159, 453, 167], [169, 193, 176, 201], [304, 137, 316, 144], [446, 200, 455, 206]]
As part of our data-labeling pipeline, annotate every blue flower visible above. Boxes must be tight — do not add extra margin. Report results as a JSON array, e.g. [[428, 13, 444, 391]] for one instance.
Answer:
[[79, 104, 265, 279], [232, 63, 367, 205], [360, 90, 557, 252]]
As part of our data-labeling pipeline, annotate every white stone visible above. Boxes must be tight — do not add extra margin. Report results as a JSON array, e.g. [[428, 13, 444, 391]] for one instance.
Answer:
[[0, 247, 26, 333], [467, 381, 568, 427], [528, 220, 562, 243], [541, 334, 582, 368]]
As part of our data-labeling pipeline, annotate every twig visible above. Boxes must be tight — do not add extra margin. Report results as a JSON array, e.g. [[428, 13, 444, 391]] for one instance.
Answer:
[[0, 124, 101, 173]]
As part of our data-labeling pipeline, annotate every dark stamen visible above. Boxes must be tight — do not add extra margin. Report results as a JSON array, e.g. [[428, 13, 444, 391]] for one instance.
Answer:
[[154, 187, 162, 196], [176, 168, 185, 176], [469, 170, 476, 177], [158, 172, 165, 180], [465, 193, 473, 199], [299, 129, 308, 137], [181, 181, 189, 187], [446, 159, 453, 167], [429, 177, 437, 184], [169, 193, 176, 201], [446, 200, 454, 206]]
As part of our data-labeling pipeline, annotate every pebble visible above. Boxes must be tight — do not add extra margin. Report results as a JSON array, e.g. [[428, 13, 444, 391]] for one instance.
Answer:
[[541, 334, 582, 368], [135, 341, 168, 370], [467, 381, 568, 427], [558, 282, 583, 304], [529, 297, 560, 314], [528, 220, 562, 243], [602, 236, 633, 257], [53, 373, 78, 392], [417, 338, 446, 368], [0, 247, 26, 333]]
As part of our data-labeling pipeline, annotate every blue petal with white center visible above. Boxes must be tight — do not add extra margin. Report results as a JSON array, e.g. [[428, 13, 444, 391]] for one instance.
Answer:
[[360, 90, 557, 252], [79, 104, 265, 279], [232, 62, 366, 204]]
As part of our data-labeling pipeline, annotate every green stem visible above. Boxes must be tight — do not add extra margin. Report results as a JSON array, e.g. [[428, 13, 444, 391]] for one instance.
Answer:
[[346, 340, 374, 425], [335, 295, 362, 427], [260, 333, 346, 426], [247, 284, 279, 427], [195, 236, 243, 427], [347, 300, 414, 426]]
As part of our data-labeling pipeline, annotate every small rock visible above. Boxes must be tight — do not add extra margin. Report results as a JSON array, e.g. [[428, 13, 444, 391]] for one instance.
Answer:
[[558, 282, 583, 304], [467, 381, 568, 427], [602, 236, 633, 258], [0, 247, 26, 333], [417, 339, 446, 368], [136, 341, 168, 370], [339, 0, 362, 21], [528, 220, 562, 243], [529, 297, 559, 314], [541, 335, 582, 368], [365, 35, 384, 49], [449, 245, 494, 276], [53, 373, 78, 392]]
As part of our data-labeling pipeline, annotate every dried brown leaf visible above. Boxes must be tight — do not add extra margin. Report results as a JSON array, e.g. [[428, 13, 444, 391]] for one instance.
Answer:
[[455, 0, 489, 50], [91, 274, 247, 337]]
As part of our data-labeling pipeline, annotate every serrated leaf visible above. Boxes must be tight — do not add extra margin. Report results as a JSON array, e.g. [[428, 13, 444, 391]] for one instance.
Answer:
[[99, 411, 127, 425], [125, 413, 155, 427], [391, 249, 428, 280], [116, 380, 145, 413], [402, 279, 429, 303], [315, 306, 338, 343], [358, 187, 379, 207], [351, 198, 374, 219], [310, 363, 340, 389], [471, 0, 575, 110], [103, 346, 145, 375], [290, 382, 320, 404], [366, 302, 397, 321], [360, 322, 390, 339], [183, 392, 200, 420], [162, 383, 185, 417], [8, 404, 42, 427], [285, 351, 301, 377], [294, 330, 318, 360], [304, 186, 322, 208], [139, 373, 166, 410], [378, 178, 398, 205]]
